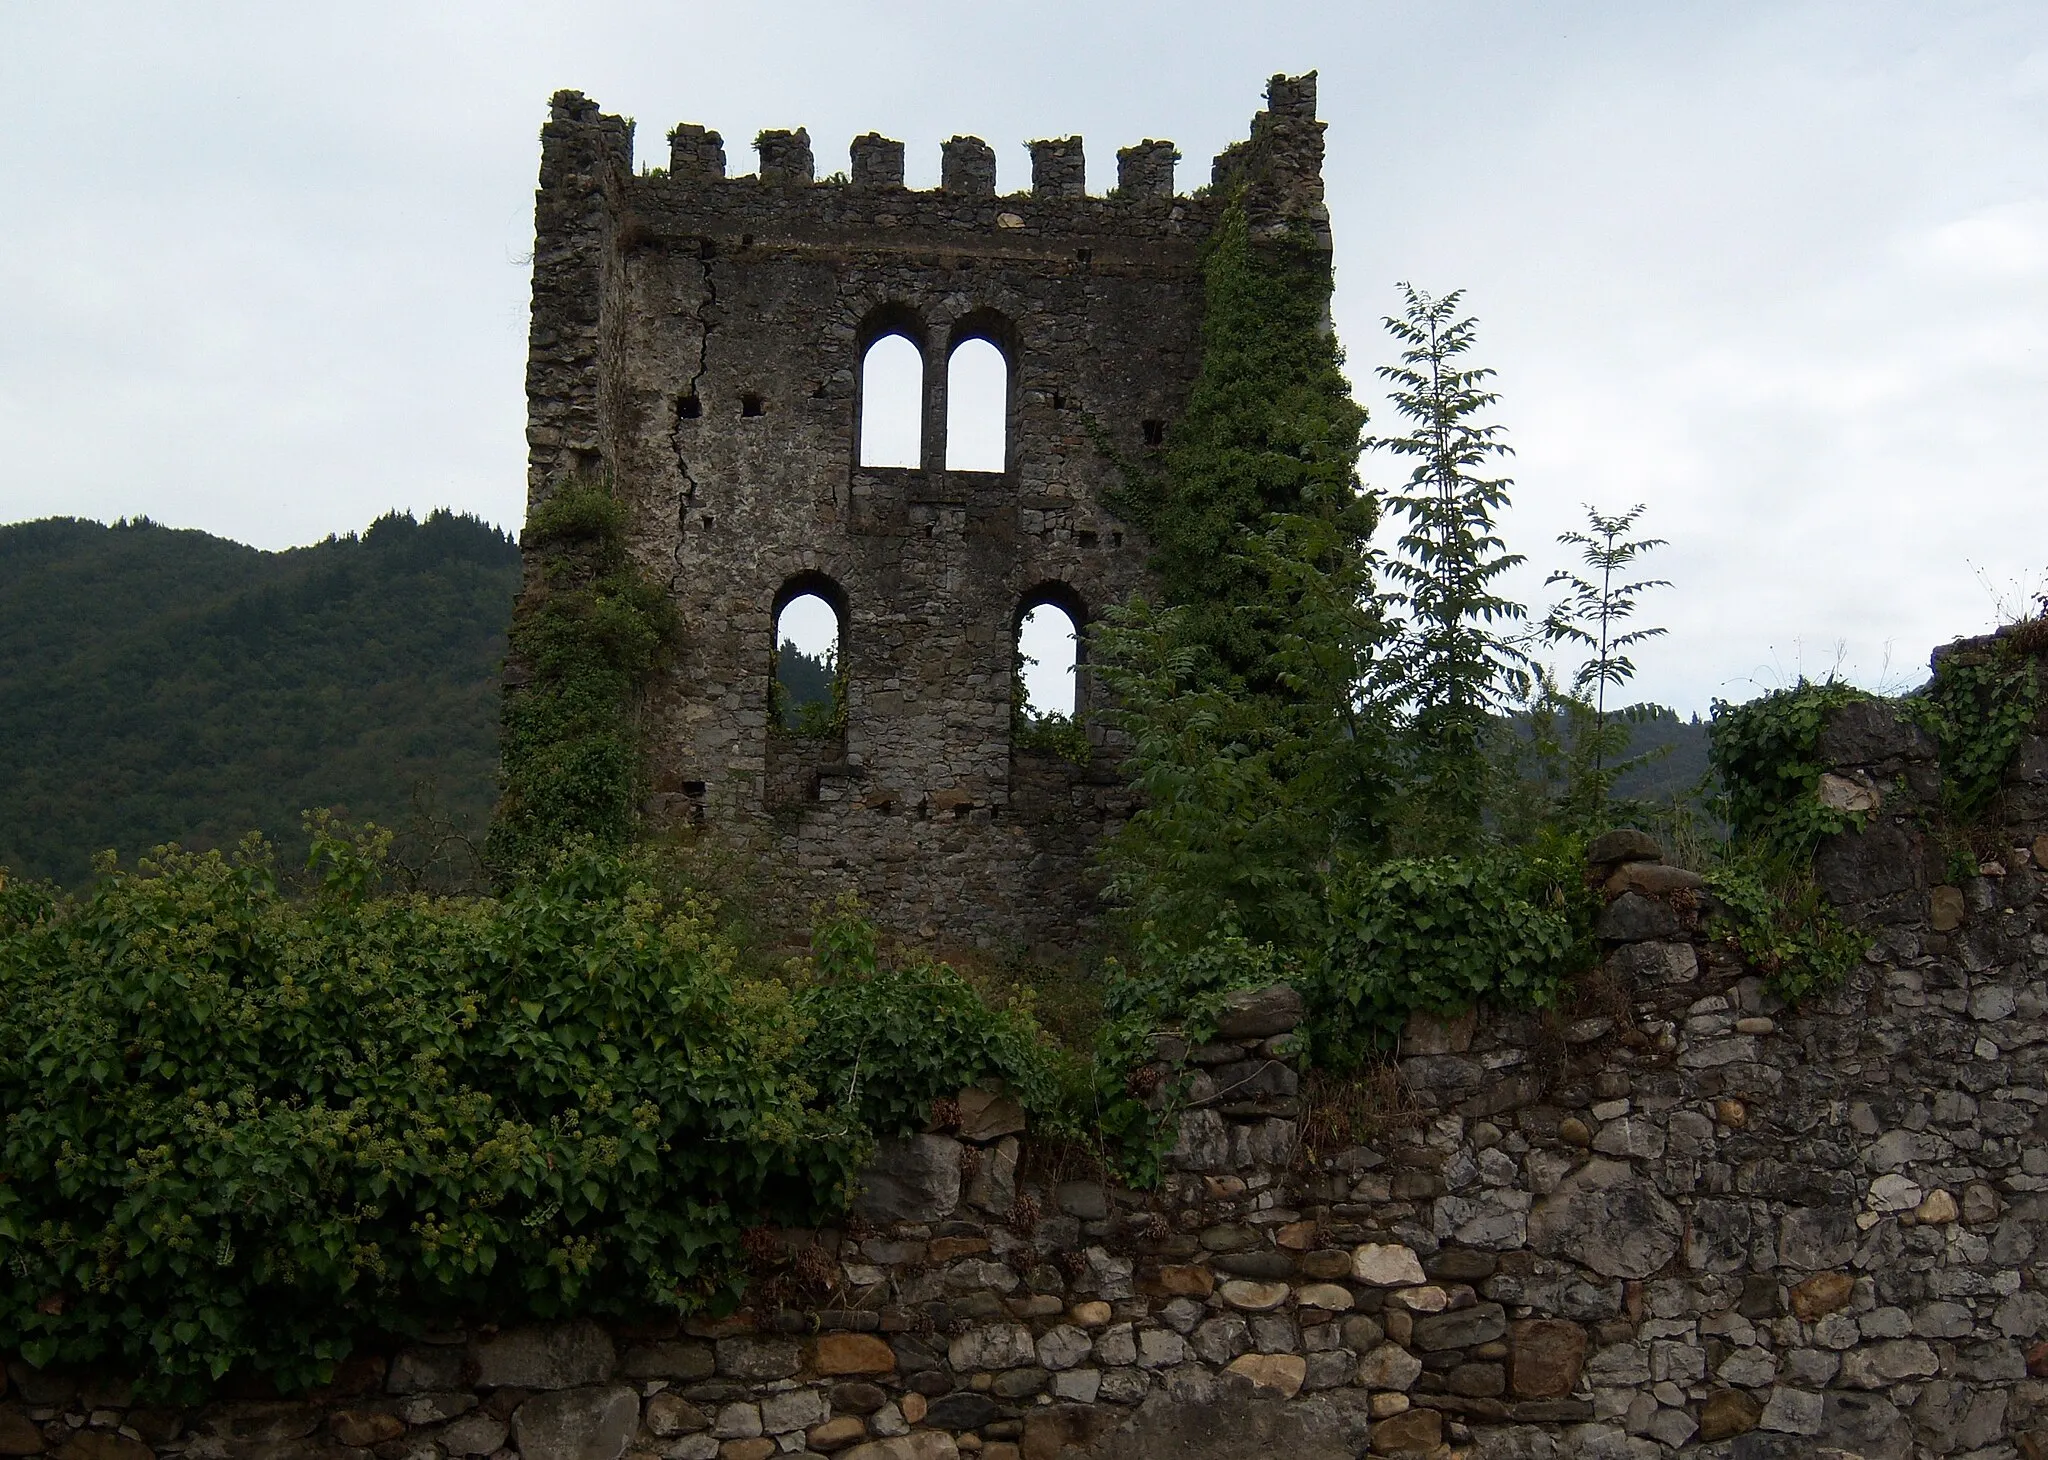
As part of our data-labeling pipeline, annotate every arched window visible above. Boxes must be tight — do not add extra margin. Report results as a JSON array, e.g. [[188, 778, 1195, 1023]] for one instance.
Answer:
[[945, 337, 1008, 472], [774, 588, 844, 736], [858, 333, 923, 468], [1016, 601, 1080, 720]]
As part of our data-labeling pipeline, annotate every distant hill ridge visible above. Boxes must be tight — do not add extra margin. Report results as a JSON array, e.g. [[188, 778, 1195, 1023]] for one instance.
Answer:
[[0, 510, 520, 885]]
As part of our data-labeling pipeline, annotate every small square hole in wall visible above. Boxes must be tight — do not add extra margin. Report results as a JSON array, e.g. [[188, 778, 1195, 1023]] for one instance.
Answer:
[[677, 394, 702, 420], [741, 393, 764, 417], [1052, 391, 1065, 409], [1075, 247, 1092, 265], [1142, 419, 1165, 446]]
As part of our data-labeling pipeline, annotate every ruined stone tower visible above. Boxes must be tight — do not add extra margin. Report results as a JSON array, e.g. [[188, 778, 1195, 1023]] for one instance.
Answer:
[[520, 76, 1329, 951]]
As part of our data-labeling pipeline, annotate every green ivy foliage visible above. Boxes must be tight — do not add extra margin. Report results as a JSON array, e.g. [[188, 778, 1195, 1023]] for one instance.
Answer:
[[1708, 680, 1874, 857], [0, 826, 851, 1394], [487, 482, 675, 879], [791, 900, 1070, 1142], [1702, 858, 1861, 1002], [1116, 203, 1374, 688], [1094, 199, 1391, 950], [1308, 841, 1594, 1068], [1088, 925, 1294, 1186], [1911, 646, 2039, 819]]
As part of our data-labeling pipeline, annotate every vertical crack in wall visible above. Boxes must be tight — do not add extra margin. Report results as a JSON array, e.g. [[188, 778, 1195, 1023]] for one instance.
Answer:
[[670, 248, 718, 587]]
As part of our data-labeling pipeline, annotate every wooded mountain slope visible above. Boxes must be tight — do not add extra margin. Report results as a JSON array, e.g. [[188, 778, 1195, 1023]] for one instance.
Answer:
[[0, 508, 1711, 889], [0, 510, 520, 885]]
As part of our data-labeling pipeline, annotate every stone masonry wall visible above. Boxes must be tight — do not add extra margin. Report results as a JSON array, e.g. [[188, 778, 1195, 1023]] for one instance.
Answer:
[[14, 668, 2048, 1458], [514, 77, 1331, 954]]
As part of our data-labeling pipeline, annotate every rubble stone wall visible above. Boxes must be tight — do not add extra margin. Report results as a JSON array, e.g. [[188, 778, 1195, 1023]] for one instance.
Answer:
[[16, 686, 2048, 1458]]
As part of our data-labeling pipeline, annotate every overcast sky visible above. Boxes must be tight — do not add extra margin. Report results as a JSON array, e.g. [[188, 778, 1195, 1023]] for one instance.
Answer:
[[2, 1, 2043, 713]]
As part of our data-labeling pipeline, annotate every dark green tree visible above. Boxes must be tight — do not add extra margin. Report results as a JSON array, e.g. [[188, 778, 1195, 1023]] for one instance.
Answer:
[[1094, 200, 1390, 947], [1372, 286, 1528, 851]]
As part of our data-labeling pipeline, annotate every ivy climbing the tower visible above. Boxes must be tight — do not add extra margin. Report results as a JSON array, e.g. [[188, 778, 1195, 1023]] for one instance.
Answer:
[[486, 479, 675, 879]]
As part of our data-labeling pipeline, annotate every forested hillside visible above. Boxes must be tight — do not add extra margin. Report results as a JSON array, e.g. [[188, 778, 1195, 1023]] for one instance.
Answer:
[[0, 510, 520, 885]]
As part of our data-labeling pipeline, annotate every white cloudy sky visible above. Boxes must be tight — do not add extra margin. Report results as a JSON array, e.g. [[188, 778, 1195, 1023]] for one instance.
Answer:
[[1, 1, 2044, 713]]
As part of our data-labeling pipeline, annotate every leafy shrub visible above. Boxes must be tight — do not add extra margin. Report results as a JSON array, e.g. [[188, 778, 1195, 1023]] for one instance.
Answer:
[[1911, 646, 2038, 819], [1309, 842, 1594, 1067], [0, 826, 850, 1394], [1013, 710, 1092, 765], [1708, 680, 1873, 856], [1703, 857, 1861, 1002], [791, 900, 1070, 1142]]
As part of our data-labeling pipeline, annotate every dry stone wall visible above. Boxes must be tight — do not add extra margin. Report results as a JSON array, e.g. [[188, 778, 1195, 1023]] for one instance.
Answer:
[[15, 688, 2048, 1458]]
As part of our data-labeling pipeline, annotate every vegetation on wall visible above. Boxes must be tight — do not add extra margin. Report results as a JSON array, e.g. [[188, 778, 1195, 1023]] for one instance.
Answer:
[[0, 829, 854, 1393], [1912, 641, 2039, 821], [1310, 845, 1591, 1066], [486, 481, 675, 879], [1094, 198, 1388, 951]]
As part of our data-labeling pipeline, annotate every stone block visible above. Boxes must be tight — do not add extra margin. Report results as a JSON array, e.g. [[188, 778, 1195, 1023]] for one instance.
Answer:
[[1588, 829, 1662, 866], [1413, 1302, 1507, 1351], [1214, 984, 1305, 1039], [957, 1087, 1026, 1141], [1697, 1389, 1761, 1442], [715, 1337, 801, 1381], [1508, 1320, 1586, 1398], [812, 1334, 895, 1376], [1225, 1353, 1305, 1397], [1595, 893, 1678, 942], [948, 1325, 1036, 1372], [761, 1389, 826, 1434], [1528, 1159, 1681, 1279], [852, 1135, 963, 1222], [511, 1386, 639, 1460], [644, 1393, 708, 1437], [473, 1322, 615, 1390], [1368, 1406, 1442, 1454], [1356, 1344, 1422, 1391], [1352, 1244, 1426, 1286]]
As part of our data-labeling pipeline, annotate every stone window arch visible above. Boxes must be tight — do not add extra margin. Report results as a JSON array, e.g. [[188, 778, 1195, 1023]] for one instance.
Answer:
[[945, 311, 1014, 473], [1014, 585, 1085, 721], [855, 304, 927, 470], [772, 573, 847, 737]]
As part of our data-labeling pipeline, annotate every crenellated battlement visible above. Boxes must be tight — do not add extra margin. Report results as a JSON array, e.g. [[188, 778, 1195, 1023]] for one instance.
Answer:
[[545, 71, 1324, 215]]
